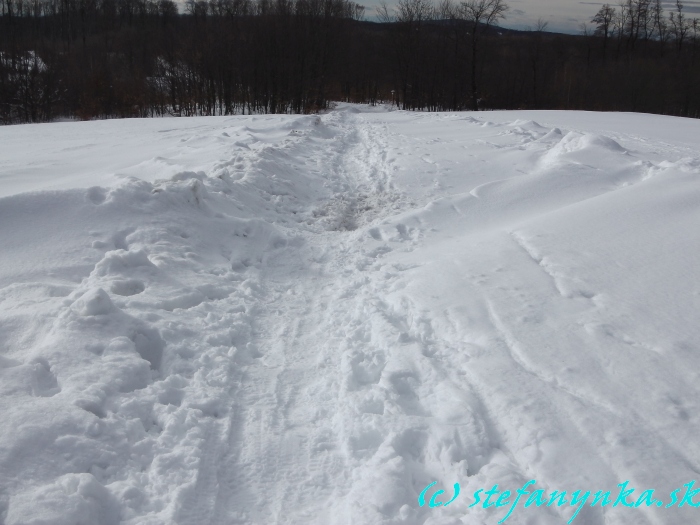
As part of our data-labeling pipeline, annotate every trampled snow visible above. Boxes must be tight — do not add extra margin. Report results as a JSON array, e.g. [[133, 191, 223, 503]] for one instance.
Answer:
[[0, 106, 699, 525]]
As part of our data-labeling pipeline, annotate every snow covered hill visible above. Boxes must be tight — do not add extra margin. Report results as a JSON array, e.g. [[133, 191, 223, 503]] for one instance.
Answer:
[[1, 106, 699, 525]]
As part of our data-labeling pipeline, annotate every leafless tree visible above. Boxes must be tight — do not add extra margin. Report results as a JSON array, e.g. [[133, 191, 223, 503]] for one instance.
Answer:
[[651, 0, 668, 44], [592, 4, 616, 59], [669, 0, 690, 53], [528, 18, 547, 106], [378, 0, 436, 109], [451, 0, 508, 110]]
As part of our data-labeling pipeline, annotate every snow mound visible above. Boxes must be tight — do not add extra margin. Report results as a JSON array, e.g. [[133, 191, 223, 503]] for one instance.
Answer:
[[535, 126, 564, 142], [508, 118, 547, 130], [553, 130, 626, 154], [6, 474, 121, 525], [72, 288, 115, 316]]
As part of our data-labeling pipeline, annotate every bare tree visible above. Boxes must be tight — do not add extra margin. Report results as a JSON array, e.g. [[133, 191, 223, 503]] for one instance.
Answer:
[[632, 0, 652, 42], [651, 0, 668, 44], [529, 18, 547, 106], [378, 0, 436, 109], [669, 0, 690, 53], [612, 1, 631, 56], [692, 17, 699, 65], [453, 0, 508, 110], [592, 4, 616, 59]]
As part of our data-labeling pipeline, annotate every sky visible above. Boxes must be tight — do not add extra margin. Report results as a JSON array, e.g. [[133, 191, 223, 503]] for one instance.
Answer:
[[502, 0, 603, 32], [364, 0, 700, 35]]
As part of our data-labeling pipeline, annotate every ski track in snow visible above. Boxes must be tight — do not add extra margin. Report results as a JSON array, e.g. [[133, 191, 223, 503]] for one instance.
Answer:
[[1, 106, 700, 525]]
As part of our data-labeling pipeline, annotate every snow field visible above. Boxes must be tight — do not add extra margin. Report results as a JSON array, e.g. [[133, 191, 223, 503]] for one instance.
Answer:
[[0, 106, 699, 524]]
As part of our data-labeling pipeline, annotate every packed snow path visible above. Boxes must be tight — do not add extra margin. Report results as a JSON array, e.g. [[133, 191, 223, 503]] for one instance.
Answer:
[[1, 106, 700, 525]]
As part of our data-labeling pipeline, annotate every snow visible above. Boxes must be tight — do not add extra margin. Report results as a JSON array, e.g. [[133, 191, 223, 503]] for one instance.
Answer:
[[1, 105, 699, 525]]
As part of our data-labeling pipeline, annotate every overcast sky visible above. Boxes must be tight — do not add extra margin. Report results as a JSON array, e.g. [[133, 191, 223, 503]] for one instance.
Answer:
[[363, 0, 700, 34], [501, 0, 600, 32]]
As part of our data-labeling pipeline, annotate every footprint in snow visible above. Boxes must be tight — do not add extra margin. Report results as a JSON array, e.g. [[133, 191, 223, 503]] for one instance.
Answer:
[[86, 187, 107, 205]]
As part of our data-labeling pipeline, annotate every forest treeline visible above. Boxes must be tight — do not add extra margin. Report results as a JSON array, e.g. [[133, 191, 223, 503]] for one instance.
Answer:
[[1, 0, 699, 123]]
